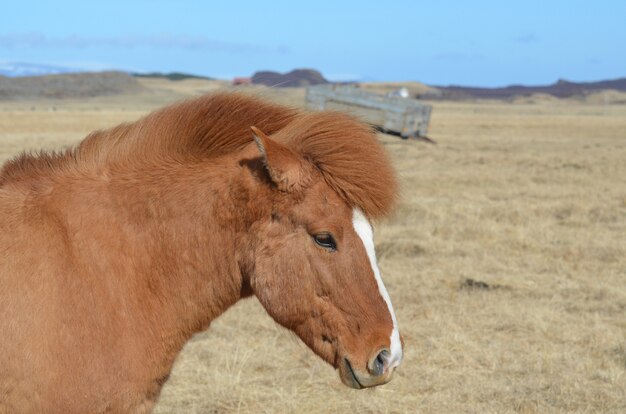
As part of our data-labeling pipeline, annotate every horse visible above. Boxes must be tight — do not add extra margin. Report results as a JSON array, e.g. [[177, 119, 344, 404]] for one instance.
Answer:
[[0, 92, 403, 413]]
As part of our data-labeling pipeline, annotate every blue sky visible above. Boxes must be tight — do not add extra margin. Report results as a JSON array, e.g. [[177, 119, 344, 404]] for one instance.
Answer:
[[1, 0, 624, 86]]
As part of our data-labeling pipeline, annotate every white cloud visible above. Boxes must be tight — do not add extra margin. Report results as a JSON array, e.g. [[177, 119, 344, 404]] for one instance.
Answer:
[[0, 32, 280, 53]]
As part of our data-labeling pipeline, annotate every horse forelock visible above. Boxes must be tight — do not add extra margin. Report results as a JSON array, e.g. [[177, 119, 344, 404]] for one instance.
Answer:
[[275, 112, 398, 219]]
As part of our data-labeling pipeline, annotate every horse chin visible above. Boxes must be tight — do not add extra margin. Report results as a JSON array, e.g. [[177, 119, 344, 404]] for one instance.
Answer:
[[339, 358, 364, 389], [338, 357, 395, 389]]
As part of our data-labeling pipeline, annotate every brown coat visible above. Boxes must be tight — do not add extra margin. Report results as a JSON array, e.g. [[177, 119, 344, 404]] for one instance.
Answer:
[[0, 93, 399, 413]]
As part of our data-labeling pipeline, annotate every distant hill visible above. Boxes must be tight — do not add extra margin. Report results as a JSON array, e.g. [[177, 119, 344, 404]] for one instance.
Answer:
[[433, 78, 626, 100], [251, 69, 328, 87], [0, 62, 80, 77], [0, 71, 146, 100], [133, 72, 213, 81]]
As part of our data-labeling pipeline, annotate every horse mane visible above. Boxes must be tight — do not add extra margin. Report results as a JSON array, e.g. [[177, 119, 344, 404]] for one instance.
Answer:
[[0, 92, 396, 217], [0, 93, 298, 185]]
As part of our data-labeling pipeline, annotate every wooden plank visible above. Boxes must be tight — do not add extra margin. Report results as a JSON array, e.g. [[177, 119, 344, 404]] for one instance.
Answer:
[[306, 85, 432, 137]]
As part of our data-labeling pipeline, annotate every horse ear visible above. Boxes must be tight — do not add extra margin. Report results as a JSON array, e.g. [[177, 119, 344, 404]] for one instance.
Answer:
[[251, 126, 308, 192]]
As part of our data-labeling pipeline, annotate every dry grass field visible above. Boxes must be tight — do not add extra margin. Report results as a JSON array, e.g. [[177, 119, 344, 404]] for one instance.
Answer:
[[1, 79, 625, 413]]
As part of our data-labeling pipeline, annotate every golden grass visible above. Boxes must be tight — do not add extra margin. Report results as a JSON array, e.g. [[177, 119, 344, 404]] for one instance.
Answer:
[[0, 83, 624, 413]]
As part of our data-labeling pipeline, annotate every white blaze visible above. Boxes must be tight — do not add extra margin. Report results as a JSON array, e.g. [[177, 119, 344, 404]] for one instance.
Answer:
[[352, 208, 403, 370]]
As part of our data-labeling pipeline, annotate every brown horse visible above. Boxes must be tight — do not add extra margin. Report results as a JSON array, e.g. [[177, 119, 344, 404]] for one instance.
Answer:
[[0, 93, 402, 413]]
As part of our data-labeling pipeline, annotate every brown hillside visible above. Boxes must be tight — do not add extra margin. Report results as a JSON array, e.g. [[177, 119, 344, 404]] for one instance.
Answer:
[[251, 69, 328, 87], [433, 77, 626, 100], [0, 71, 146, 100]]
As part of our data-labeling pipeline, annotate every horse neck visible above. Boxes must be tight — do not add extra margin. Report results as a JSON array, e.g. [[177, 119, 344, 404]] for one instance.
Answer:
[[55, 148, 267, 354]]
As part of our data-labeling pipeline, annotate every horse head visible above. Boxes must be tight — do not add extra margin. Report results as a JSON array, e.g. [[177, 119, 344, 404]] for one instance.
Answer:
[[245, 117, 402, 389]]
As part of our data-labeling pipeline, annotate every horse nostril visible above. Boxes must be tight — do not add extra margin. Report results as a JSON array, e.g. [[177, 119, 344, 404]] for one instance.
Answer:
[[368, 348, 390, 376]]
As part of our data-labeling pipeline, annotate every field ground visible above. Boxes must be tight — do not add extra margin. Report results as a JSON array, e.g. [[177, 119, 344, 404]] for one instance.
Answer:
[[1, 79, 625, 413]]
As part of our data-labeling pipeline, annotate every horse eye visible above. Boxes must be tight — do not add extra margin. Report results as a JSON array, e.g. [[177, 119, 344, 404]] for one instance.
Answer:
[[313, 233, 337, 251]]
